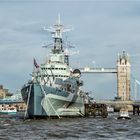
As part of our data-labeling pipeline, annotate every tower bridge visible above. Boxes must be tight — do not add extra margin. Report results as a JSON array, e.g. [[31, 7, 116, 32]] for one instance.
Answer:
[[80, 51, 131, 101]]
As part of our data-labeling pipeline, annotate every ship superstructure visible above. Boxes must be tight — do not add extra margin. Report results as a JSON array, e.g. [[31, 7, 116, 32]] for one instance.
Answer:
[[21, 16, 89, 118], [36, 15, 72, 86]]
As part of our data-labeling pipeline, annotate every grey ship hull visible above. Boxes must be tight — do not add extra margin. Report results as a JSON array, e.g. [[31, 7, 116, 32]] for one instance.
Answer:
[[21, 83, 85, 118]]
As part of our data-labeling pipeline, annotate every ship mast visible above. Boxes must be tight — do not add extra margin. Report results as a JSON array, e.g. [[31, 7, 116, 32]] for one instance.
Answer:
[[44, 14, 72, 54]]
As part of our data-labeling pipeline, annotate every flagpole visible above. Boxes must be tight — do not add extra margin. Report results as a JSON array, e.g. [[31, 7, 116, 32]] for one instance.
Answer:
[[33, 58, 40, 82], [33, 58, 35, 80]]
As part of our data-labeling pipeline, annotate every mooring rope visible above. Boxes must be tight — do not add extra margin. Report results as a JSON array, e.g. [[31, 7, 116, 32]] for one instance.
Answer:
[[24, 84, 32, 120]]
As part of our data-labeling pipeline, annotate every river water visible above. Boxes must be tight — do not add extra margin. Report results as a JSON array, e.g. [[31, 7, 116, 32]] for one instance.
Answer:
[[0, 113, 140, 140]]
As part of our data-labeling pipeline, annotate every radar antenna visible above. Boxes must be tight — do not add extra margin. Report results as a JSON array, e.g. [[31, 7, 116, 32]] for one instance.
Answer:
[[44, 14, 72, 39]]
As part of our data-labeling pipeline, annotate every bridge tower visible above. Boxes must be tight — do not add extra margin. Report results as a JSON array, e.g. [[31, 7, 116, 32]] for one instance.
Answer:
[[117, 51, 131, 101]]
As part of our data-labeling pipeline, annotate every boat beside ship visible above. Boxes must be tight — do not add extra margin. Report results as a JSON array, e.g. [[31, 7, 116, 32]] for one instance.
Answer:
[[117, 109, 131, 120], [0, 104, 17, 115], [21, 16, 90, 118], [107, 106, 114, 113]]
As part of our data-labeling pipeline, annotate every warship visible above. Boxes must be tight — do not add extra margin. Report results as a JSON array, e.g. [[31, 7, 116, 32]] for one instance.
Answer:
[[21, 16, 90, 118]]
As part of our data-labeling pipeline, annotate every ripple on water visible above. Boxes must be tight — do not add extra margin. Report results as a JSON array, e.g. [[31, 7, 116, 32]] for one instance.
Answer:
[[0, 115, 140, 139]]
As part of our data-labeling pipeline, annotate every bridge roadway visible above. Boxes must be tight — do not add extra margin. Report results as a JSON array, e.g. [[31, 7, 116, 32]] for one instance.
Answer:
[[1, 99, 139, 105], [96, 100, 140, 111], [96, 100, 134, 105], [79, 67, 117, 73]]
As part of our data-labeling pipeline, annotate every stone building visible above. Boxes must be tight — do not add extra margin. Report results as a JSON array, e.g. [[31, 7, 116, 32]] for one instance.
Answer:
[[0, 85, 12, 99], [117, 51, 131, 101]]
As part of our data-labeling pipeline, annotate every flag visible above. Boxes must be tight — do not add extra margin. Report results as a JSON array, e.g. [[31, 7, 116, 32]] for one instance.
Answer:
[[33, 58, 39, 68]]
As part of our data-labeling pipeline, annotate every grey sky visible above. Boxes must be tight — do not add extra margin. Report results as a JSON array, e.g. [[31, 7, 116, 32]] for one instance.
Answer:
[[0, 1, 140, 99]]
